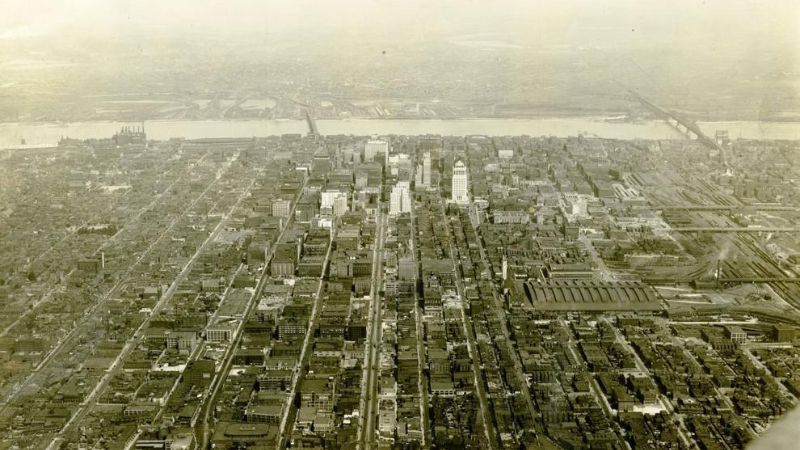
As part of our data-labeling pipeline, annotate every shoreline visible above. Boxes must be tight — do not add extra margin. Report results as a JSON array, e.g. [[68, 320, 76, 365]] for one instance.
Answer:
[[2, 117, 799, 150]]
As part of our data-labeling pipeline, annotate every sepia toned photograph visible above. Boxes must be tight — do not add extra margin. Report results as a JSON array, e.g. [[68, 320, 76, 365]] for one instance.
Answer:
[[0, 1, 799, 448]]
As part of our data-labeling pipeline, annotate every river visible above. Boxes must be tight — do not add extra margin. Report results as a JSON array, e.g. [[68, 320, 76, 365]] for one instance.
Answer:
[[1, 118, 798, 149]]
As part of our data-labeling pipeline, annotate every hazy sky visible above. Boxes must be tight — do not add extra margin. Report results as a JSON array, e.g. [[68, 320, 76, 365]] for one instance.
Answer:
[[1, 0, 797, 117], [0, 2, 796, 126], [1, 0, 797, 54]]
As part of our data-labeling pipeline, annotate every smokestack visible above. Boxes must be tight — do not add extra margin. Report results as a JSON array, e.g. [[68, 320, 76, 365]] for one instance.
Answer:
[[101, 251, 105, 269], [716, 259, 721, 289]]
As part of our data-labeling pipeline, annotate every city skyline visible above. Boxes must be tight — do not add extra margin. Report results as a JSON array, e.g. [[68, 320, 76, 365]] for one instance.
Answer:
[[0, 1, 799, 449]]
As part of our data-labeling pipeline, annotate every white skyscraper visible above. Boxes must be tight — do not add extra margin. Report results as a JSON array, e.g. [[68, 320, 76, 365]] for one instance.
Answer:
[[321, 189, 343, 210], [332, 194, 348, 217], [451, 160, 470, 205], [389, 181, 411, 216], [364, 139, 389, 164]]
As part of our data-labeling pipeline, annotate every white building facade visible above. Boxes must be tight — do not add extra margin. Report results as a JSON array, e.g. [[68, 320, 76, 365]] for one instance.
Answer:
[[451, 160, 470, 205], [364, 139, 389, 164], [389, 181, 411, 216]]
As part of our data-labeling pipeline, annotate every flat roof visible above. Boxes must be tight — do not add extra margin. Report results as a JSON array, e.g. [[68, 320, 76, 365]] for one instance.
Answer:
[[519, 280, 663, 312]]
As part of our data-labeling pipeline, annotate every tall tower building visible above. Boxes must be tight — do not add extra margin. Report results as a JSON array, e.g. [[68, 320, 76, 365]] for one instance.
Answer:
[[451, 160, 470, 205], [389, 181, 411, 216], [333, 194, 349, 217], [321, 189, 343, 210], [365, 139, 389, 164], [422, 151, 432, 188]]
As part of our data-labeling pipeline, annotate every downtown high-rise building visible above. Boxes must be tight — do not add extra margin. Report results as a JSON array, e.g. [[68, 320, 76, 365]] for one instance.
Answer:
[[389, 181, 412, 215], [421, 151, 432, 188], [333, 194, 349, 217], [415, 151, 432, 189], [321, 189, 344, 210], [451, 160, 470, 205], [364, 138, 389, 164]]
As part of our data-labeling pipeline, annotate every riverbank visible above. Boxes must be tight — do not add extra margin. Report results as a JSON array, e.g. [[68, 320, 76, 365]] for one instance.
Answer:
[[1, 117, 798, 149]]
